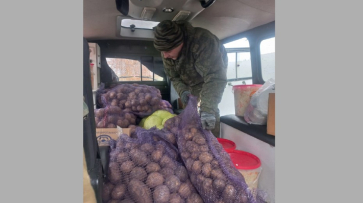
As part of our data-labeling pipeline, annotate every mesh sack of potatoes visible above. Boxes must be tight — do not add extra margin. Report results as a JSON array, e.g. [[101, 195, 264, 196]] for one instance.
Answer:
[[176, 96, 268, 203], [102, 128, 204, 203], [94, 106, 137, 128], [159, 115, 182, 148], [99, 83, 163, 118]]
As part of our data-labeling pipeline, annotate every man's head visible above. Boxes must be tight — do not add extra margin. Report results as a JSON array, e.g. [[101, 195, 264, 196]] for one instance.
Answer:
[[153, 20, 184, 60]]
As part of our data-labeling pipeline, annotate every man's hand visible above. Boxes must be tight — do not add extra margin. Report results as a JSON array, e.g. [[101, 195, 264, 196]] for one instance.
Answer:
[[181, 91, 191, 106], [200, 112, 216, 130]]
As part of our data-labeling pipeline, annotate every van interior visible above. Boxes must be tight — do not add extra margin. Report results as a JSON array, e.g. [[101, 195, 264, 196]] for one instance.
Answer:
[[83, 0, 275, 202]]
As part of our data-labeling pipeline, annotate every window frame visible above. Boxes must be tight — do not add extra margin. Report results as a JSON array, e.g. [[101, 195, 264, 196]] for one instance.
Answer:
[[225, 48, 253, 82], [106, 54, 166, 82]]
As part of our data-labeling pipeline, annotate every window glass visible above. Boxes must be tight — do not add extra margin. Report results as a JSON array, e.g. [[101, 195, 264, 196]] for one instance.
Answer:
[[106, 57, 141, 81], [121, 19, 159, 29], [227, 53, 236, 79], [224, 38, 250, 48], [236, 52, 252, 78], [260, 37, 275, 81]]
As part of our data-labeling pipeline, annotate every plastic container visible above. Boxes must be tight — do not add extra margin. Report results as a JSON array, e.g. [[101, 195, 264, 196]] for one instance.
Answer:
[[217, 138, 236, 153], [232, 85, 262, 116], [229, 150, 262, 199]]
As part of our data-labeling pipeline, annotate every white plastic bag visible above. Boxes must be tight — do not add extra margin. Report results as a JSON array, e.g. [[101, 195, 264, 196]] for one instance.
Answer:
[[243, 78, 275, 125]]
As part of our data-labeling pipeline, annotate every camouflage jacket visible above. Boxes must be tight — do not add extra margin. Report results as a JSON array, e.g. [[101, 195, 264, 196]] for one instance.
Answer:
[[162, 22, 228, 114]]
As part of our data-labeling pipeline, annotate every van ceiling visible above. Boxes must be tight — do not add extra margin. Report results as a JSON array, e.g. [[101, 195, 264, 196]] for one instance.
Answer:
[[83, 0, 275, 41]]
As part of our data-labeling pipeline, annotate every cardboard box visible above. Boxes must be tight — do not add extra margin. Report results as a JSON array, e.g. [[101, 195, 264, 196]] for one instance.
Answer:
[[96, 127, 130, 146], [267, 93, 275, 136]]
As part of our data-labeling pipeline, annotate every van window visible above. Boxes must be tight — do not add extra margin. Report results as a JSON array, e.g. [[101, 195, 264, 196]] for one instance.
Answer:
[[260, 37, 275, 81], [107, 57, 165, 81], [220, 38, 252, 116]]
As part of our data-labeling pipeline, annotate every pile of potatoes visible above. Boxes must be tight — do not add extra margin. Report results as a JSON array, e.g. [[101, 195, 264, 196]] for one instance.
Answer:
[[94, 106, 137, 128], [102, 133, 204, 203], [100, 84, 163, 117], [177, 124, 252, 203]]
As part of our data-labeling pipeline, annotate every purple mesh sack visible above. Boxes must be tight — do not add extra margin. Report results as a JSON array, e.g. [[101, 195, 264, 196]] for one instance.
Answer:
[[176, 96, 267, 203], [94, 106, 137, 128], [102, 128, 203, 203], [99, 83, 163, 118]]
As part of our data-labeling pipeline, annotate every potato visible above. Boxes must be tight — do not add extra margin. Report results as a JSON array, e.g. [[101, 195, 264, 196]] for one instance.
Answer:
[[125, 101, 131, 108], [108, 170, 122, 184], [108, 106, 122, 114], [153, 185, 170, 203], [97, 120, 107, 128], [145, 93, 152, 102], [202, 163, 212, 177], [128, 180, 152, 203], [109, 91, 116, 99], [213, 179, 226, 192], [140, 99, 147, 105], [202, 178, 213, 195], [95, 108, 105, 117], [116, 93, 123, 100], [120, 161, 135, 173], [165, 133, 176, 145], [211, 169, 226, 180], [190, 127, 198, 134], [165, 175, 181, 193], [186, 141, 199, 153], [129, 167, 147, 181], [116, 152, 130, 163], [111, 183, 126, 200], [175, 166, 189, 182], [190, 152, 199, 160], [160, 167, 174, 178], [102, 182, 114, 202], [124, 142, 137, 149], [111, 100, 118, 106], [222, 185, 237, 203], [211, 160, 219, 168], [136, 105, 142, 111], [140, 143, 155, 154], [199, 152, 213, 163], [192, 135, 206, 145], [178, 183, 192, 199], [192, 161, 202, 174], [169, 193, 184, 203], [146, 162, 161, 173], [185, 158, 194, 171], [200, 145, 209, 152], [130, 149, 149, 166], [180, 152, 190, 160], [160, 155, 177, 170], [146, 172, 164, 188], [196, 174, 206, 183], [151, 150, 163, 162], [130, 99, 139, 106], [109, 162, 119, 172], [186, 193, 204, 203]]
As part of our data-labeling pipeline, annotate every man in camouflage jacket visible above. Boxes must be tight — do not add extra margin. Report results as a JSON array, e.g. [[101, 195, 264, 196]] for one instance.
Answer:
[[153, 20, 228, 137]]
